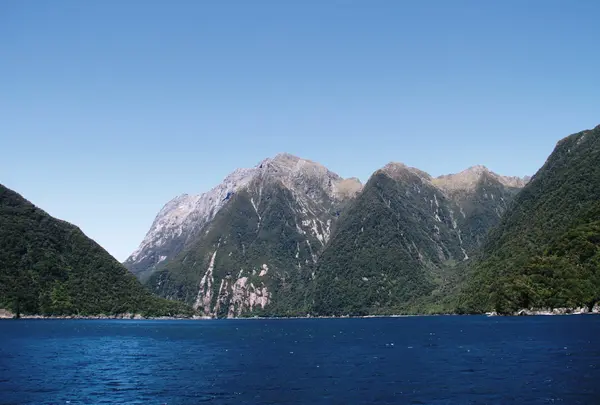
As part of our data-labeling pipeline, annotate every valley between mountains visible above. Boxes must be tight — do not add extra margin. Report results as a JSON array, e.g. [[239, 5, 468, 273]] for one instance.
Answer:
[[2, 125, 600, 318]]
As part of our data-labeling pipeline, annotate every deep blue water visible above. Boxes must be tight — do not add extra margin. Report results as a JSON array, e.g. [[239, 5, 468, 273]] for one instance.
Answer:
[[1, 316, 599, 405]]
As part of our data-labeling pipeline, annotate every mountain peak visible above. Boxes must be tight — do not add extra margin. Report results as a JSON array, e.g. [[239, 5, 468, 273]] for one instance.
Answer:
[[257, 153, 333, 176], [262, 152, 302, 166], [433, 165, 528, 192], [464, 165, 490, 174], [272, 152, 303, 162], [125, 153, 355, 276], [380, 162, 432, 181]]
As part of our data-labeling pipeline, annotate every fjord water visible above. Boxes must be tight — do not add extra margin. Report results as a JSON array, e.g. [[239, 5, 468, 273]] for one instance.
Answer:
[[1, 317, 598, 405]]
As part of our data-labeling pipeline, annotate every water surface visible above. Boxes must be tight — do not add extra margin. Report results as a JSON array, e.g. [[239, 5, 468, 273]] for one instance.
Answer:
[[1, 316, 599, 404]]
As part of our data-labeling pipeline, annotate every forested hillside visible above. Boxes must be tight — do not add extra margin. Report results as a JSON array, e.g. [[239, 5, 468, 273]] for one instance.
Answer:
[[458, 125, 600, 313], [311, 163, 523, 316], [0, 184, 191, 317]]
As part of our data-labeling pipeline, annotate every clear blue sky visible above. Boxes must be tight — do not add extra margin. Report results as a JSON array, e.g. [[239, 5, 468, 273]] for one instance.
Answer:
[[1, 1, 598, 261]]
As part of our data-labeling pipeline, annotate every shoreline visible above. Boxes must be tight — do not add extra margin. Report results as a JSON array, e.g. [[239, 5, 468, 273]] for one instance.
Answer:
[[0, 315, 210, 320], [486, 305, 600, 317], [0, 313, 438, 320], [1, 311, 599, 320], [0, 309, 211, 321], [2, 304, 599, 320]]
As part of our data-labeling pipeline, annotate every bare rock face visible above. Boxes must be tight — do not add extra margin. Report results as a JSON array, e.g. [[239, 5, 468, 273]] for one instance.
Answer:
[[433, 165, 529, 193], [333, 178, 363, 200], [517, 307, 592, 316], [124, 153, 362, 282], [380, 162, 432, 183], [123, 167, 258, 281], [126, 153, 364, 317]]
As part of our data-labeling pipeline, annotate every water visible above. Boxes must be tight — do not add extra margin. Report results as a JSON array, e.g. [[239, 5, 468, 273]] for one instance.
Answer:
[[0, 316, 599, 405]]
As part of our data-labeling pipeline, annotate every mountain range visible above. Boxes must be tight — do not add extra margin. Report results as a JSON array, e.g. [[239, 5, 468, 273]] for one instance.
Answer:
[[124, 154, 527, 317], [2, 125, 599, 318]]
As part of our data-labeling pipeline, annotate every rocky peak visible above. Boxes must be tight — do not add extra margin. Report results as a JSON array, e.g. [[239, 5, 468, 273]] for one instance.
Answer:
[[220, 167, 257, 189], [464, 165, 490, 176], [254, 153, 349, 201], [260, 153, 340, 180], [379, 162, 432, 182], [125, 153, 358, 277], [262, 152, 316, 169], [433, 165, 490, 192], [433, 165, 528, 193], [497, 174, 529, 189]]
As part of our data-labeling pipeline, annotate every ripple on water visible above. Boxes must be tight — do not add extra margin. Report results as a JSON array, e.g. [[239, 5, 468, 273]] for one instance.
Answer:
[[0, 317, 599, 405]]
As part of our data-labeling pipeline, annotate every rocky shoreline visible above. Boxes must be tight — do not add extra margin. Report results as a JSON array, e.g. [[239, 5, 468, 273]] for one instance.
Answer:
[[486, 304, 600, 317]]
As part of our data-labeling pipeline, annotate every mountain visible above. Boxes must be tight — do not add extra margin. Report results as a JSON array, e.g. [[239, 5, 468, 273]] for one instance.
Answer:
[[130, 154, 362, 317], [311, 163, 525, 316], [0, 184, 191, 317], [432, 165, 529, 251], [125, 153, 362, 283], [457, 125, 600, 314], [128, 153, 526, 317]]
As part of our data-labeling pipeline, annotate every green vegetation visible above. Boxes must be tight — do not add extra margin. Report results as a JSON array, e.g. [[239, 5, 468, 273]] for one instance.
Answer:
[[312, 172, 437, 316], [149, 161, 525, 317], [148, 183, 320, 316], [448, 172, 522, 251], [0, 184, 192, 317], [8, 125, 597, 319], [458, 125, 600, 314], [311, 166, 516, 316], [151, 125, 600, 317]]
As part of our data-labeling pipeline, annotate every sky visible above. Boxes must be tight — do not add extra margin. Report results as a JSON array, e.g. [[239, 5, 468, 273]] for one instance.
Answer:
[[1, 0, 599, 262]]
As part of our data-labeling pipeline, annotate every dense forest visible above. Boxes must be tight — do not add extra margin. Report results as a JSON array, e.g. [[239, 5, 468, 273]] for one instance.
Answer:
[[457, 125, 600, 314], [311, 171, 439, 316], [310, 165, 522, 316], [0, 184, 192, 317]]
